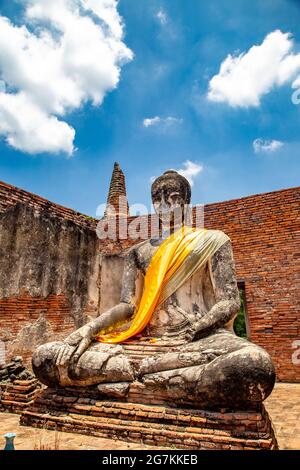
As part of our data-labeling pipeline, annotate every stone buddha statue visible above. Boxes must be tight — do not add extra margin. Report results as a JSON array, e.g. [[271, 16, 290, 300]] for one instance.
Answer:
[[32, 170, 275, 410]]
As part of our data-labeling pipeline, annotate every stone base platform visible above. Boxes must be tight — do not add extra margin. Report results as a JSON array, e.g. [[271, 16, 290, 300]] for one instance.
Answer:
[[0, 379, 41, 414], [20, 387, 278, 450]]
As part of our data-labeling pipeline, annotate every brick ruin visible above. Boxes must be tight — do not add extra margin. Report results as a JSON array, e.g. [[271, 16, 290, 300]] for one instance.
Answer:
[[0, 166, 299, 384], [0, 185, 100, 365], [105, 162, 129, 217], [21, 387, 278, 450], [0, 356, 41, 414]]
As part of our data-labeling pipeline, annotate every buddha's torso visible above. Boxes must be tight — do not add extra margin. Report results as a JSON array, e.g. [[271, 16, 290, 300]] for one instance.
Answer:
[[132, 238, 217, 342]]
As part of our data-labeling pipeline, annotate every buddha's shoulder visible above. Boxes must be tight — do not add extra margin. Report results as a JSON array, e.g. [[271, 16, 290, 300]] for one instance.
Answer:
[[203, 228, 228, 236], [201, 230, 232, 260], [126, 239, 154, 257], [204, 228, 231, 243]]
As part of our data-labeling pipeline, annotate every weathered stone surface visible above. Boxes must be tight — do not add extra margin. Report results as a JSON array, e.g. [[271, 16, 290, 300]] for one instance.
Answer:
[[97, 382, 131, 398], [0, 203, 100, 363]]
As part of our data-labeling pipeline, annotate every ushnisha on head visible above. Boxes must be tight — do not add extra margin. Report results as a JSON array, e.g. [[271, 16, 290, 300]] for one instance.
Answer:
[[151, 170, 191, 230]]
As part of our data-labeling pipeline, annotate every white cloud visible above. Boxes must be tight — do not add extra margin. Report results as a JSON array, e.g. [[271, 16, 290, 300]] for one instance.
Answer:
[[207, 30, 300, 107], [0, 92, 75, 154], [143, 116, 161, 128], [143, 116, 183, 128], [0, 0, 133, 155], [150, 160, 203, 187], [253, 139, 284, 154], [156, 9, 167, 25], [165, 116, 183, 125], [178, 160, 203, 187]]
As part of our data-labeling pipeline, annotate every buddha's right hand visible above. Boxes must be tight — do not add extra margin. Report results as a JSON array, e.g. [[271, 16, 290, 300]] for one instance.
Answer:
[[55, 326, 94, 366], [55, 303, 134, 367]]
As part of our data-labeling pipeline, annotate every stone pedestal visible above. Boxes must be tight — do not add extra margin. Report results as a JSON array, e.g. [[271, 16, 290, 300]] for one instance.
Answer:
[[20, 386, 278, 450]]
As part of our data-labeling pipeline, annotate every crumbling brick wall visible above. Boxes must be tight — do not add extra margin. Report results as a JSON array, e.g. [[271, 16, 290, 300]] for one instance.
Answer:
[[0, 200, 100, 367], [203, 187, 300, 382], [0, 180, 97, 230]]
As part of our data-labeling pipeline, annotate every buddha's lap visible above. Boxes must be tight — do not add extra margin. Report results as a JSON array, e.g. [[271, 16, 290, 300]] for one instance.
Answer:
[[87, 329, 252, 360]]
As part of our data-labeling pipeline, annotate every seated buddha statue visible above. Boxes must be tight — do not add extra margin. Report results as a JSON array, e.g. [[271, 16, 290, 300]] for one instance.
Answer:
[[32, 170, 275, 410]]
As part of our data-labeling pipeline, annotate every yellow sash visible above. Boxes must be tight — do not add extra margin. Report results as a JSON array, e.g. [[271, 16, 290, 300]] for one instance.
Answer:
[[96, 226, 229, 344]]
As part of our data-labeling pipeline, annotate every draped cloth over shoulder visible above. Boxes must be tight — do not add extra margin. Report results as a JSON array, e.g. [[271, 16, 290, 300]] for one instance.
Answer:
[[96, 227, 229, 344]]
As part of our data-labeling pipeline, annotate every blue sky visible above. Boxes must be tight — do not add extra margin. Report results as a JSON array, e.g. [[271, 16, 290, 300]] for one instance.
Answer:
[[0, 0, 299, 216]]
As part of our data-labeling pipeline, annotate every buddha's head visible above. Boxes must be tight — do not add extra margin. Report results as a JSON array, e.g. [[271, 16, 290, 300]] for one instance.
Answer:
[[151, 170, 191, 230]]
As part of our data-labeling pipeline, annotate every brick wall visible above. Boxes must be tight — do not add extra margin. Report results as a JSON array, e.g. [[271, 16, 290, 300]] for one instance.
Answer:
[[0, 294, 75, 365], [203, 187, 300, 382], [0, 180, 97, 230], [0, 293, 99, 368], [0, 183, 100, 367]]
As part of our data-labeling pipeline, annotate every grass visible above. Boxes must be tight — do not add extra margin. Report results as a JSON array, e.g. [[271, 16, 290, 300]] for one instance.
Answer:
[[33, 427, 61, 450]]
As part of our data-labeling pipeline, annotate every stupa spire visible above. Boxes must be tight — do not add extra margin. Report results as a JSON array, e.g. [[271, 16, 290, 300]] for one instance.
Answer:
[[105, 162, 129, 217]]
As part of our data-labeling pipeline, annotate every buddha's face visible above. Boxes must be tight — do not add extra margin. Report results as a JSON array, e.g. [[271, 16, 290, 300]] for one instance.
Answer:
[[151, 171, 191, 229]]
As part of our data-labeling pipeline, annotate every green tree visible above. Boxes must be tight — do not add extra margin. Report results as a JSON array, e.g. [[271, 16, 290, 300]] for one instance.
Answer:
[[234, 290, 247, 338]]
